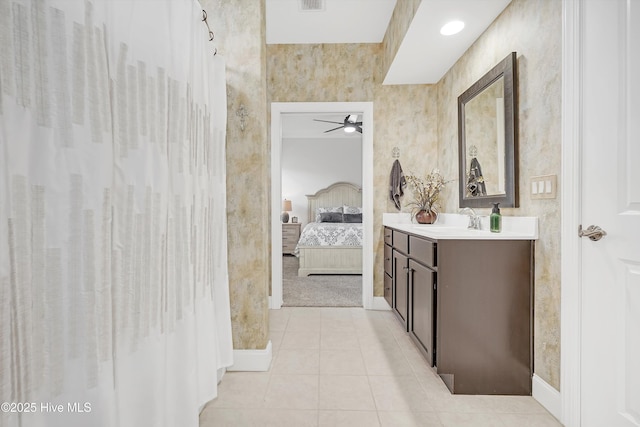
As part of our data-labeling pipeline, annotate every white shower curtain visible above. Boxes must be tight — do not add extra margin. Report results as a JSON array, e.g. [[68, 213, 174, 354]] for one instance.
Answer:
[[0, 1, 233, 426]]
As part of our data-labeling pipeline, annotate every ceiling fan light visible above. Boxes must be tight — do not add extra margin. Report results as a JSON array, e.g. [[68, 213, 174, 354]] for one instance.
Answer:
[[440, 20, 465, 36], [344, 125, 356, 133]]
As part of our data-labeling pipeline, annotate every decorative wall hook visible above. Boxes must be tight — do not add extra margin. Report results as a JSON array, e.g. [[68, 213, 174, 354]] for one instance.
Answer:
[[236, 104, 249, 131]]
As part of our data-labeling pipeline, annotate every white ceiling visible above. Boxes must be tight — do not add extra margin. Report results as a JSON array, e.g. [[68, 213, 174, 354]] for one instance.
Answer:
[[265, 0, 396, 44], [265, 0, 512, 85], [385, 0, 512, 84]]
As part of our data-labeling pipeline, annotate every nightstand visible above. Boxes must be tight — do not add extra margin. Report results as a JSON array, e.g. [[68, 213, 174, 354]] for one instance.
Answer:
[[282, 223, 301, 255]]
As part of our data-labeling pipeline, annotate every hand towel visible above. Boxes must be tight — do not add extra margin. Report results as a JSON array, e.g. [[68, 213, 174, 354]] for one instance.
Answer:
[[466, 157, 487, 196], [389, 159, 406, 210]]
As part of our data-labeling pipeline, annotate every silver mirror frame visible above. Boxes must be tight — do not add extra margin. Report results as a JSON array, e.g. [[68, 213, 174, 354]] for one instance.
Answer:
[[458, 52, 518, 208]]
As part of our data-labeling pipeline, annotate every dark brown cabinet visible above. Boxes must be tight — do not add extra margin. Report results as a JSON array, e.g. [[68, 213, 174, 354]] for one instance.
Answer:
[[383, 230, 393, 307], [409, 259, 435, 366], [392, 249, 409, 329], [387, 227, 436, 364], [436, 239, 533, 395], [383, 225, 533, 396]]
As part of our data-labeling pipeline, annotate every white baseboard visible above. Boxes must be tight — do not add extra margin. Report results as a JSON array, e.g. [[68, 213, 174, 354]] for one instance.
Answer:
[[532, 374, 561, 421], [371, 296, 391, 310], [227, 341, 273, 372]]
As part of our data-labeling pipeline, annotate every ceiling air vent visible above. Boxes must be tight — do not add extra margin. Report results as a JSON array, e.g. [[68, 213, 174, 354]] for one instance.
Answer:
[[299, 0, 325, 12]]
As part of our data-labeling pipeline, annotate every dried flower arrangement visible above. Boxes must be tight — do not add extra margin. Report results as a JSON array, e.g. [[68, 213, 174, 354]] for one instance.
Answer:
[[404, 169, 448, 220]]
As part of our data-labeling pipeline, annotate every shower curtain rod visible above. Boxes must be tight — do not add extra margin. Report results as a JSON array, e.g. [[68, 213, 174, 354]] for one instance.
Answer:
[[201, 9, 218, 55]]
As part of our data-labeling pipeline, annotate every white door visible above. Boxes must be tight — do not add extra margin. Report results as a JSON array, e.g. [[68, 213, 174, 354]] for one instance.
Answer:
[[581, 0, 640, 425]]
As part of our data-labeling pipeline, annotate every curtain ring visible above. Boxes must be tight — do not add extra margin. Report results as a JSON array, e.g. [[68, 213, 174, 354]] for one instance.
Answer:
[[202, 10, 207, 21], [209, 30, 214, 41]]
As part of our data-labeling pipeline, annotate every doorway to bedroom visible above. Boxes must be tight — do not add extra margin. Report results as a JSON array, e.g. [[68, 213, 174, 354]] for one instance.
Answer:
[[271, 102, 374, 310], [281, 129, 362, 307]]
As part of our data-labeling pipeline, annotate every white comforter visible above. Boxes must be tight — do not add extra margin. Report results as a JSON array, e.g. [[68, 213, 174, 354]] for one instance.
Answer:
[[296, 222, 363, 248]]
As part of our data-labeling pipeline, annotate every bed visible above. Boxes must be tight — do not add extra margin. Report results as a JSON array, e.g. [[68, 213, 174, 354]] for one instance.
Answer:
[[295, 182, 363, 277]]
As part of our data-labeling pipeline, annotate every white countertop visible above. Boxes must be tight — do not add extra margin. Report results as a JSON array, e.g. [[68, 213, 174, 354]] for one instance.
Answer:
[[383, 213, 538, 240]]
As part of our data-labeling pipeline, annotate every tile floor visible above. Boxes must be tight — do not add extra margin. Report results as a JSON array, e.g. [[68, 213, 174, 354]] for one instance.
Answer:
[[200, 307, 563, 427]]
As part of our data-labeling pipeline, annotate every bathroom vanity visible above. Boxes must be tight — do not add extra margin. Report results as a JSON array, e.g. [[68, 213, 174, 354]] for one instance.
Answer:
[[383, 213, 537, 395]]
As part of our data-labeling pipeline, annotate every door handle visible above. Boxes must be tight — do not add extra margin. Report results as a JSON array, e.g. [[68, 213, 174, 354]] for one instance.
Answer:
[[578, 224, 607, 241]]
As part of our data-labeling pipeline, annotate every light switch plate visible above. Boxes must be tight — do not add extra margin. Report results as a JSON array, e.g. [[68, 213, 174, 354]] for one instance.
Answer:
[[531, 174, 557, 199]]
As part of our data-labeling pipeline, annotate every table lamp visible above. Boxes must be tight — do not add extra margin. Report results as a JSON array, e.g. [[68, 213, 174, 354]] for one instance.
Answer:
[[281, 199, 292, 223]]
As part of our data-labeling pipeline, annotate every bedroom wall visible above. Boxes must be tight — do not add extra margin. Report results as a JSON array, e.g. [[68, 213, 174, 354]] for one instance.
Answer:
[[436, 0, 562, 390], [282, 137, 363, 228]]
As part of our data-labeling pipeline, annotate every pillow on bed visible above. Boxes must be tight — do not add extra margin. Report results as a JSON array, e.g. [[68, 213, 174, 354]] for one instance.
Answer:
[[343, 205, 363, 215], [315, 206, 343, 222], [343, 213, 362, 223], [319, 212, 344, 223]]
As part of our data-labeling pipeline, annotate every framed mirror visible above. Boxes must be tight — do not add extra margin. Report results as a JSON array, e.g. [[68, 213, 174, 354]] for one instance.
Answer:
[[458, 52, 518, 208]]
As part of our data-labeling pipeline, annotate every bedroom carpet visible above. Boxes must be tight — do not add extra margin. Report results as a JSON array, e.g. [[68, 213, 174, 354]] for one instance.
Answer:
[[282, 255, 362, 307]]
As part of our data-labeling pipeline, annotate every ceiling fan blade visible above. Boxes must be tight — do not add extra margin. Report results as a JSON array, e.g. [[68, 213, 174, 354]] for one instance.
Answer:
[[347, 114, 358, 123], [313, 119, 343, 124], [355, 125, 363, 133], [324, 125, 345, 133]]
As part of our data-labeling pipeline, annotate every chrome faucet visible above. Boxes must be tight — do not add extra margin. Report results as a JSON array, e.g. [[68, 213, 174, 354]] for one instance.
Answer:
[[460, 207, 481, 230]]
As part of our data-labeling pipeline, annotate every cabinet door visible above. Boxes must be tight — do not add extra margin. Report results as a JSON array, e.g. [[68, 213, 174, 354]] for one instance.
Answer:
[[409, 259, 435, 366], [384, 273, 392, 307], [384, 243, 392, 276], [393, 250, 409, 330]]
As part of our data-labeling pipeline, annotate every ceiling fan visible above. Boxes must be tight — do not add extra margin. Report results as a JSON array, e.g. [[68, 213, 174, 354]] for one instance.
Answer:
[[313, 114, 362, 134]]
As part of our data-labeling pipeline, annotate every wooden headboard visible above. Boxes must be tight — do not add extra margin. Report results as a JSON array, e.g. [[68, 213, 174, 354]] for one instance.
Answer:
[[306, 182, 362, 223]]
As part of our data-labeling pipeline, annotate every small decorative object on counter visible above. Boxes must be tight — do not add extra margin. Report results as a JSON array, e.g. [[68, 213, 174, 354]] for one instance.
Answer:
[[415, 209, 438, 224], [490, 202, 502, 232], [405, 169, 449, 224]]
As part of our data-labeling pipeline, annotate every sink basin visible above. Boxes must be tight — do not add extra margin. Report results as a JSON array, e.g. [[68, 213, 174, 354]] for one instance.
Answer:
[[409, 224, 494, 238]]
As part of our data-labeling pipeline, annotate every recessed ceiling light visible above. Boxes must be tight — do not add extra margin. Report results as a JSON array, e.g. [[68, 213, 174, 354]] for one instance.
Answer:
[[440, 20, 465, 36]]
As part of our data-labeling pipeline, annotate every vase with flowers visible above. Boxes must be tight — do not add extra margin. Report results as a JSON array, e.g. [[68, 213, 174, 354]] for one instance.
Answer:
[[405, 169, 448, 224]]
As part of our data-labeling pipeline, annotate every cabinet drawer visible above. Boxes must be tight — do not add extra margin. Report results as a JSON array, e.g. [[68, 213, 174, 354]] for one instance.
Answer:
[[392, 230, 409, 254], [283, 229, 298, 238], [384, 227, 393, 245], [384, 244, 392, 276], [409, 236, 436, 268], [283, 233, 298, 241]]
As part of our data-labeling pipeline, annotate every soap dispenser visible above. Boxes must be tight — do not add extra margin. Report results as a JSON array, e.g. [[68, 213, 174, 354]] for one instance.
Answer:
[[490, 202, 502, 233]]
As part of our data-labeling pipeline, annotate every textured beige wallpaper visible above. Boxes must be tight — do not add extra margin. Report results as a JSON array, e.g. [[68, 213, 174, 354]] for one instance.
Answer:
[[203, 0, 270, 350], [381, 0, 421, 78], [267, 44, 379, 102], [437, 0, 562, 389]]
